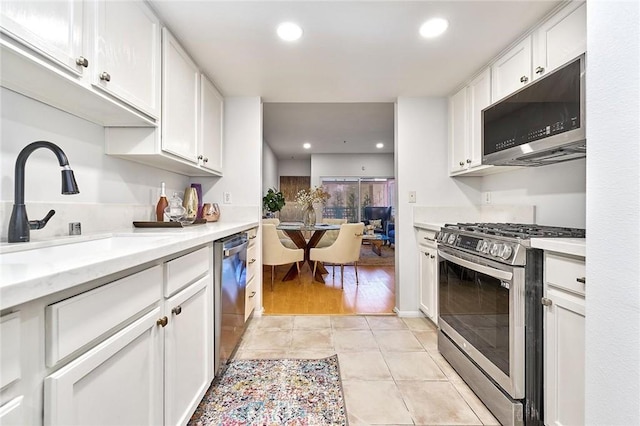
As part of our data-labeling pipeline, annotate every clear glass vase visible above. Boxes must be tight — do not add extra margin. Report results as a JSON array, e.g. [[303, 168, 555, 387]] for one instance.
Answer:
[[303, 204, 316, 228]]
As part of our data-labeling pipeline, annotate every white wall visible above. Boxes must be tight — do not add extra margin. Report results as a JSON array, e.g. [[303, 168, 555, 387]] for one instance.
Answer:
[[481, 159, 586, 227], [262, 141, 279, 193], [395, 97, 480, 314], [278, 159, 311, 177], [586, 1, 640, 423], [310, 153, 394, 187], [192, 97, 262, 221], [0, 88, 188, 238]]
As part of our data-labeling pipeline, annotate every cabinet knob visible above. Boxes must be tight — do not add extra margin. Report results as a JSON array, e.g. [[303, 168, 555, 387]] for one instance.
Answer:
[[535, 66, 545, 74], [520, 75, 529, 83], [466, 159, 471, 164], [541, 297, 553, 306], [459, 161, 465, 166], [99, 72, 111, 82], [430, 255, 435, 259], [203, 157, 209, 163], [576, 277, 586, 284], [248, 258, 256, 264], [171, 306, 182, 315], [249, 291, 256, 298], [156, 316, 168, 327], [76, 56, 89, 68], [248, 235, 257, 240], [197, 154, 204, 160]]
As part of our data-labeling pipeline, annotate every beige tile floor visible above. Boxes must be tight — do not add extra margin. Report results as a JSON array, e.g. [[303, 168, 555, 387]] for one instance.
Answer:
[[235, 315, 500, 425]]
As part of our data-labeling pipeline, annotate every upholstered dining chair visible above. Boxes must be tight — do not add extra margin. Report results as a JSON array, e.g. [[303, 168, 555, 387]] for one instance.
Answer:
[[309, 222, 364, 288], [262, 223, 304, 291], [262, 217, 297, 249], [315, 218, 347, 248]]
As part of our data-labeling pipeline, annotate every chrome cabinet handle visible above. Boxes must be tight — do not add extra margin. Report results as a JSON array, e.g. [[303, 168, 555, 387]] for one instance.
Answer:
[[156, 316, 168, 327], [459, 161, 465, 166], [535, 66, 545, 74], [520, 75, 529, 83], [249, 291, 256, 298], [577, 277, 586, 284], [541, 297, 552, 306], [99, 72, 111, 82], [248, 258, 256, 264], [248, 235, 257, 240], [76, 56, 89, 67], [171, 306, 182, 315]]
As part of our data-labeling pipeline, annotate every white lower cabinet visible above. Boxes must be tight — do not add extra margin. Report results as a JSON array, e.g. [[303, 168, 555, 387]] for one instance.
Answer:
[[164, 276, 211, 426], [0, 396, 25, 425], [41, 244, 214, 426], [416, 228, 438, 324], [543, 252, 586, 426], [44, 307, 164, 425]]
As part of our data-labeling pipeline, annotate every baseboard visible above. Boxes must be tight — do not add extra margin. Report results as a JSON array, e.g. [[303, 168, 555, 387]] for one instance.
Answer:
[[393, 307, 423, 317]]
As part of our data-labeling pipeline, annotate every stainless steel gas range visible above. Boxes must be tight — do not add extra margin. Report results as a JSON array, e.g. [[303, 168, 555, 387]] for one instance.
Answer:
[[436, 223, 585, 426]]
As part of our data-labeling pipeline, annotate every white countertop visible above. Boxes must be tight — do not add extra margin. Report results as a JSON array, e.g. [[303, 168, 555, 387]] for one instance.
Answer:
[[531, 238, 586, 257], [0, 221, 258, 310], [413, 221, 444, 231]]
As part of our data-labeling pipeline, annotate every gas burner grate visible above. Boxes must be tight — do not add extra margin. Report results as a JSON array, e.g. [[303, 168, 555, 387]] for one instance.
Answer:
[[444, 223, 585, 239]]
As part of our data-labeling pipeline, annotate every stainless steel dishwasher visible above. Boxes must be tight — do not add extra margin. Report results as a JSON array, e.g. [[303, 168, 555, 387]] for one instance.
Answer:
[[214, 232, 248, 375]]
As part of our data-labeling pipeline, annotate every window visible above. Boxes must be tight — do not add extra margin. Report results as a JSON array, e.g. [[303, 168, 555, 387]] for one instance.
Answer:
[[321, 177, 395, 222]]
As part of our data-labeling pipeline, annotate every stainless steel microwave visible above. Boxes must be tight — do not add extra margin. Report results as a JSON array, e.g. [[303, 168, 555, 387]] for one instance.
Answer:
[[482, 54, 586, 166]]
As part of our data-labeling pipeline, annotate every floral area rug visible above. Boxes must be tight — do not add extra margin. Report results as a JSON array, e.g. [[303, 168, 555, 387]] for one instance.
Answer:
[[189, 355, 347, 426]]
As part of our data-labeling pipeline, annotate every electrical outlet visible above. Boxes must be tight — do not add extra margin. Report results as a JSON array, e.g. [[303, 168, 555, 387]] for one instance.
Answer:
[[408, 191, 417, 203], [223, 192, 232, 204], [484, 191, 492, 204]]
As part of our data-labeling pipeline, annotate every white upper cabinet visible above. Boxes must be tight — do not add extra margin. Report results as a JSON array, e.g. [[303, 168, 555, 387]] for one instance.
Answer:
[[0, 0, 86, 76], [467, 68, 491, 169], [532, 2, 586, 80], [448, 85, 468, 174], [162, 28, 200, 163], [491, 36, 532, 102], [200, 74, 224, 175], [92, 0, 161, 118]]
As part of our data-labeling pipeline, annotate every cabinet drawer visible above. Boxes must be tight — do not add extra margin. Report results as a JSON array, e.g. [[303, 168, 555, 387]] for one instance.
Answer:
[[416, 228, 437, 249], [46, 265, 161, 367], [0, 312, 21, 389], [246, 244, 258, 282], [545, 252, 586, 295], [247, 228, 258, 248], [165, 246, 210, 297], [245, 277, 257, 321], [0, 396, 24, 425]]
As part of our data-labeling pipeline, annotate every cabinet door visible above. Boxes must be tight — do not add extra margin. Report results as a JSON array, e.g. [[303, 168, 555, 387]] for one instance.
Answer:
[[92, 0, 161, 118], [467, 68, 491, 168], [533, 2, 586, 80], [0, 396, 24, 426], [418, 248, 437, 324], [0, 0, 85, 76], [491, 36, 532, 101], [544, 286, 585, 426], [448, 86, 468, 173], [162, 28, 199, 163], [44, 307, 163, 426], [164, 276, 212, 426], [200, 74, 224, 175]]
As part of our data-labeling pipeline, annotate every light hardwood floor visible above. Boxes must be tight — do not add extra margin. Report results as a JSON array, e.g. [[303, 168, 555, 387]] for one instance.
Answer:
[[261, 262, 395, 315]]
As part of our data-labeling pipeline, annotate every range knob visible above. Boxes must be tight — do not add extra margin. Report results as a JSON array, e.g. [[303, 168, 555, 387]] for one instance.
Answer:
[[490, 243, 500, 257], [500, 245, 513, 260], [480, 241, 490, 254], [447, 234, 457, 245]]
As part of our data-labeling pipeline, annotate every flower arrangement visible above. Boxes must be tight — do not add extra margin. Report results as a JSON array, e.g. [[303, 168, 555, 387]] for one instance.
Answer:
[[295, 186, 330, 208]]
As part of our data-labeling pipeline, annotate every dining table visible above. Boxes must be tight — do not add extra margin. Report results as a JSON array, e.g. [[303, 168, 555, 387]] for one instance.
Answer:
[[276, 223, 340, 283]]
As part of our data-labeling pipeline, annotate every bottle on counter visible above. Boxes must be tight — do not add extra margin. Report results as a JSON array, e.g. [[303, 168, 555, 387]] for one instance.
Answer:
[[156, 182, 169, 222]]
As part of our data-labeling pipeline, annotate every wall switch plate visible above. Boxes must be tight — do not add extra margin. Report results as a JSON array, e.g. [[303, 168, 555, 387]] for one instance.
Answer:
[[484, 191, 492, 204], [408, 191, 416, 203], [223, 192, 232, 204]]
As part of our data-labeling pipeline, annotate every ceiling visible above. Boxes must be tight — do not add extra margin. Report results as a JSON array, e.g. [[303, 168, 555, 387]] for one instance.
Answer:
[[149, 1, 561, 159]]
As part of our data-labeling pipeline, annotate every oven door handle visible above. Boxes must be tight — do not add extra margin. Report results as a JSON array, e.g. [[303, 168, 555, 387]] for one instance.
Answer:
[[438, 250, 513, 281]]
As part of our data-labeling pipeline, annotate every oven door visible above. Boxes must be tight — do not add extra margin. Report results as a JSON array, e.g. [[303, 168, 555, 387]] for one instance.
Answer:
[[438, 246, 525, 399]]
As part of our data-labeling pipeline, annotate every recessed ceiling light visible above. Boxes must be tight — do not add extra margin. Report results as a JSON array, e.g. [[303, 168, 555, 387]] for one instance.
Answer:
[[303, 142, 311, 149], [277, 22, 303, 41], [419, 18, 449, 39], [376, 143, 384, 149]]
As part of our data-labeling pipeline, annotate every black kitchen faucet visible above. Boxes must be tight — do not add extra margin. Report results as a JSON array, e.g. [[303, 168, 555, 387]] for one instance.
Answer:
[[8, 141, 79, 243]]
